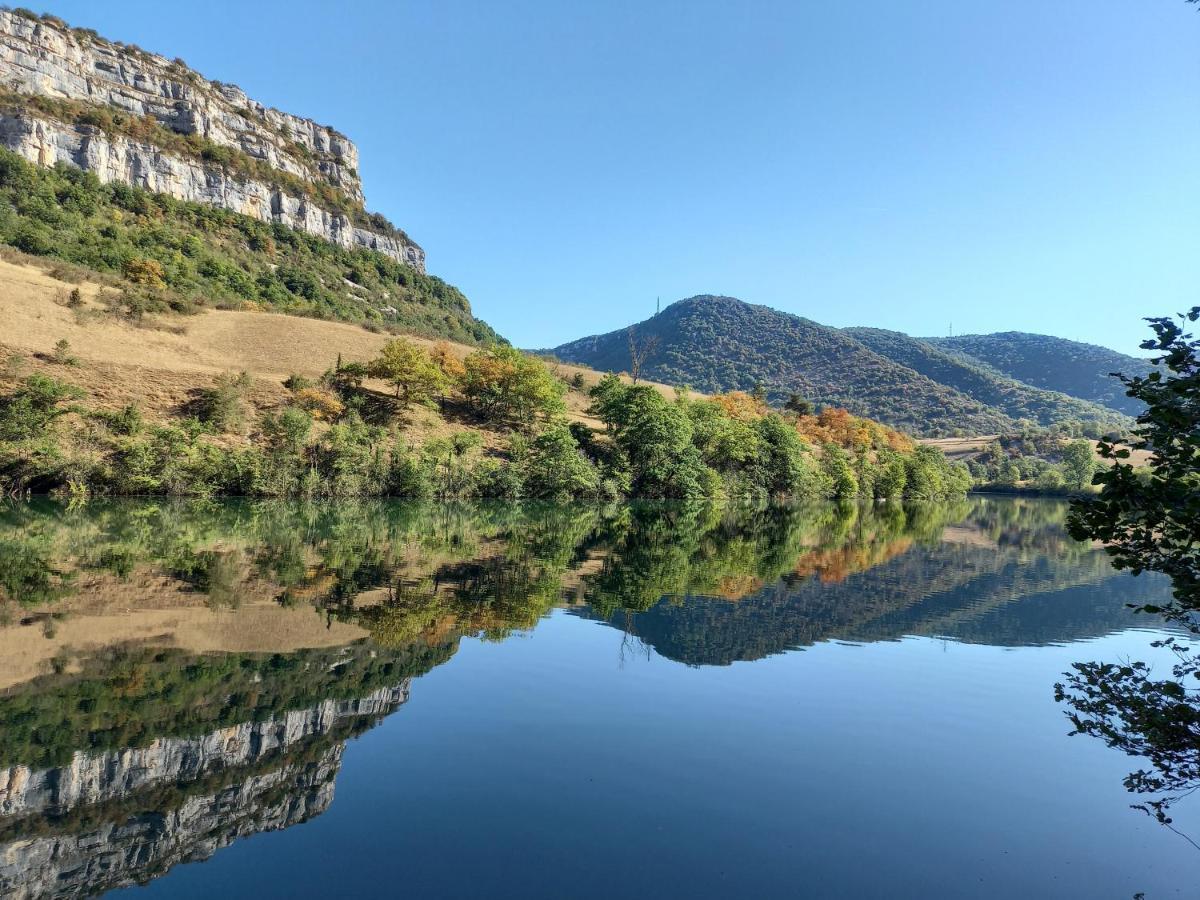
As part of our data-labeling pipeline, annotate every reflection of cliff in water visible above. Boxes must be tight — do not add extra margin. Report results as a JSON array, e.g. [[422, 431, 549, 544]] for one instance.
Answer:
[[0, 642, 449, 899], [573, 532, 1171, 666]]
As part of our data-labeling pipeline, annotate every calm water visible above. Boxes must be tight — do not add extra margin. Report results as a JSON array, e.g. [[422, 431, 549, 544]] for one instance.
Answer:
[[0, 498, 1194, 898]]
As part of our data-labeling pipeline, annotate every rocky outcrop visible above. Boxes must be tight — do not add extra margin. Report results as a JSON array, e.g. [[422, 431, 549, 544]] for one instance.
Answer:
[[0, 10, 425, 271], [0, 743, 342, 900], [0, 681, 409, 820], [0, 113, 425, 270]]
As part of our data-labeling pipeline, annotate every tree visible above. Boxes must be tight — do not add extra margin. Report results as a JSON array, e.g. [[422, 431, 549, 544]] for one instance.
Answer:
[[0, 375, 83, 441], [429, 341, 466, 404], [522, 424, 600, 499], [755, 414, 818, 497], [1060, 439, 1096, 490], [821, 444, 859, 499], [784, 393, 813, 416], [626, 326, 660, 384], [595, 383, 712, 498], [460, 345, 565, 426], [1057, 307, 1200, 830], [369, 339, 446, 410], [1067, 307, 1200, 618]]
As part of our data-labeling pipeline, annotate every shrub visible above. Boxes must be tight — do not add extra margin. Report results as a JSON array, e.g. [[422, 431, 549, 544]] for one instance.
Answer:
[[197, 372, 252, 432], [122, 257, 167, 289], [0, 375, 84, 441], [51, 339, 77, 366], [293, 387, 344, 421]]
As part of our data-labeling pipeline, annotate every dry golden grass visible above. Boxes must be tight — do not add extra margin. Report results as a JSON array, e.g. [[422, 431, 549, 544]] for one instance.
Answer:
[[0, 256, 685, 439], [919, 434, 1150, 468]]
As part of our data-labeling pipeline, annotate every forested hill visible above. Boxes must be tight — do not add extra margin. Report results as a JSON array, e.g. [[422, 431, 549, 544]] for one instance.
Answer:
[[843, 327, 1127, 430], [925, 333, 1151, 418], [546, 295, 1131, 437]]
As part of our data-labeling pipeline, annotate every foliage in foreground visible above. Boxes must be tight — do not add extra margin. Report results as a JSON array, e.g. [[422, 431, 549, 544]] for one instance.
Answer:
[[1057, 307, 1200, 831]]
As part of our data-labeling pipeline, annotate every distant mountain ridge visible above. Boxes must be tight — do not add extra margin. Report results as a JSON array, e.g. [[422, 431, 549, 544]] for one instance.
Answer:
[[546, 295, 1136, 437], [925, 332, 1151, 418]]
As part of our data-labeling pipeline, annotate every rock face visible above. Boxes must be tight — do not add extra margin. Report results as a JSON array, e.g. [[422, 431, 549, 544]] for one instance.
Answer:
[[0, 10, 425, 271]]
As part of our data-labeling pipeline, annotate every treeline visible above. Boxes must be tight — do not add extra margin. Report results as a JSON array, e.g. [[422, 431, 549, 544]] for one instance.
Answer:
[[0, 335, 970, 501], [0, 147, 498, 342], [0, 496, 1102, 659], [967, 429, 1101, 494]]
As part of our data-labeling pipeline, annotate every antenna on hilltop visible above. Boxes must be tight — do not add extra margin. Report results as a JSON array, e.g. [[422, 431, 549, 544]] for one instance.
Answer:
[[656, 296, 661, 315], [949, 321, 953, 338]]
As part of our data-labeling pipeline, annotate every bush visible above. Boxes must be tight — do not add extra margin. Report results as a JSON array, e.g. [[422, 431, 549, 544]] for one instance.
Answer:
[[293, 387, 344, 421], [0, 375, 83, 441], [122, 257, 167, 289], [197, 372, 252, 432]]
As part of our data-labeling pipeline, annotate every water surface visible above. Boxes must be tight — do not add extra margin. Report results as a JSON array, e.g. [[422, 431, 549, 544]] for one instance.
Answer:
[[0, 498, 1193, 898]]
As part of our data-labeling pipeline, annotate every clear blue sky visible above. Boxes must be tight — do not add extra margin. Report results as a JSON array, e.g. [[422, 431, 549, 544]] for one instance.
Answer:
[[34, 0, 1200, 354]]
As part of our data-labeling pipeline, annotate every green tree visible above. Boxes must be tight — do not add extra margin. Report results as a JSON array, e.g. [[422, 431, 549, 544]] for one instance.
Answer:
[[461, 345, 565, 426], [821, 445, 859, 499], [522, 424, 600, 499], [1060, 439, 1096, 490], [369, 339, 446, 410], [1068, 307, 1200, 618]]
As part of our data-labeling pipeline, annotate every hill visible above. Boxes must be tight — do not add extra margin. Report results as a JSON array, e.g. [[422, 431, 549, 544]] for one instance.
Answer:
[[547, 295, 1128, 436], [926, 333, 1151, 417], [843, 327, 1127, 429], [0, 9, 499, 345], [0, 257, 969, 501]]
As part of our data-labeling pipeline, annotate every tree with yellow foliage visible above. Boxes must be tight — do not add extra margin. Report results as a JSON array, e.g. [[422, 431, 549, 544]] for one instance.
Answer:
[[369, 338, 446, 410]]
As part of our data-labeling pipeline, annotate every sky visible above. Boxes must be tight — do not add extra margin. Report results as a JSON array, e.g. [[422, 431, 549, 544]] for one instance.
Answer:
[[32, 0, 1200, 355]]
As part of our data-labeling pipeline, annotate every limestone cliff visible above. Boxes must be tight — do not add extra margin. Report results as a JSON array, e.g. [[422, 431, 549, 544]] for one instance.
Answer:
[[0, 9, 425, 271]]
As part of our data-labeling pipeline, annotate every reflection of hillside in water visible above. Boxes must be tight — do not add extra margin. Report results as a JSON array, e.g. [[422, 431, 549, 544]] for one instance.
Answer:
[[572, 502, 1171, 665], [0, 497, 1165, 671], [0, 642, 450, 899], [0, 497, 1173, 894]]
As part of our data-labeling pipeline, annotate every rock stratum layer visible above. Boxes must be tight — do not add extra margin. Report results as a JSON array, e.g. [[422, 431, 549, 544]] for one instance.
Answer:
[[0, 9, 425, 270]]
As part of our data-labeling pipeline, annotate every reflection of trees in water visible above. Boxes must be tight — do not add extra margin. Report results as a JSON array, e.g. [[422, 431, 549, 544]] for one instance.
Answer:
[[1057, 638, 1200, 844], [0, 494, 1171, 891], [0, 496, 1137, 659], [0, 641, 442, 898], [1056, 308, 1200, 839]]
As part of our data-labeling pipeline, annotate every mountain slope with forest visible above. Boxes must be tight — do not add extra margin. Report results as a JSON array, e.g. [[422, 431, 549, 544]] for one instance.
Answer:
[[548, 296, 1129, 436], [843, 327, 1126, 429], [926, 333, 1150, 417]]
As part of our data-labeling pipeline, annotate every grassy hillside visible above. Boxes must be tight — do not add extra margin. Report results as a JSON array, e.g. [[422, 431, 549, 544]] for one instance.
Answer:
[[844, 327, 1128, 431], [0, 260, 967, 501], [927, 332, 1150, 417], [549, 296, 1024, 436], [0, 147, 499, 344]]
